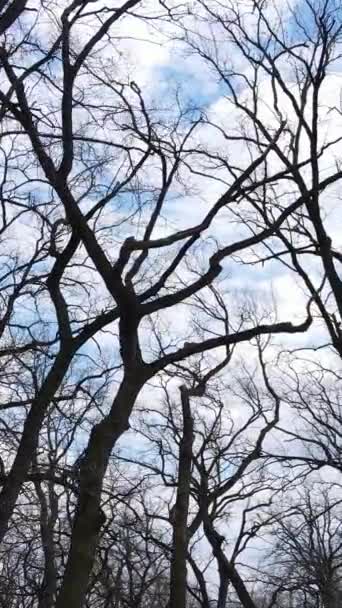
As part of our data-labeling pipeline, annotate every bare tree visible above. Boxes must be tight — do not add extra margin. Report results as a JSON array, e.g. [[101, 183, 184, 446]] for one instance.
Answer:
[[0, 0, 342, 606], [261, 487, 342, 608], [122, 332, 288, 608]]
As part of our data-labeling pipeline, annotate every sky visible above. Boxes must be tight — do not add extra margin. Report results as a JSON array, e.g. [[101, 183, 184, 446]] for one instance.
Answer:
[[3, 0, 342, 596], [6, 0, 341, 459]]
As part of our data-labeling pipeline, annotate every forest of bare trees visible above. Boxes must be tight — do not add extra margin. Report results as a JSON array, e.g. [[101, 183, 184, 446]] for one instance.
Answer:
[[0, 0, 342, 606]]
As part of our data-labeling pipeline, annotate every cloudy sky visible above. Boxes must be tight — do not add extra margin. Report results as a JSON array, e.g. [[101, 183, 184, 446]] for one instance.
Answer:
[[2, 1, 342, 596]]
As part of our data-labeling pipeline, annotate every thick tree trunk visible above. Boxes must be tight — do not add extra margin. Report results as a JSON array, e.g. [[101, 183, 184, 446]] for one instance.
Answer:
[[35, 478, 58, 608], [169, 386, 194, 608], [203, 514, 258, 608], [0, 349, 73, 541], [0, 0, 27, 35], [321, 582, 339, 608], [55, 372, 144, 608]]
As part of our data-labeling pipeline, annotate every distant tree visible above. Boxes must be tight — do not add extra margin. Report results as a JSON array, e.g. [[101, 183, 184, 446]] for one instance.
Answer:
[[261, 488, 342, 608]]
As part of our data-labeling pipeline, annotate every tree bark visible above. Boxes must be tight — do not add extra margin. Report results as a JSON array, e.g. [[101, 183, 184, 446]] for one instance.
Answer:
[[203, 513, 258, 608], [35, 477, 58, 608], [169, 386, 194, 608], [0, 349, 73, 541], [55, 371, 145, 608]]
